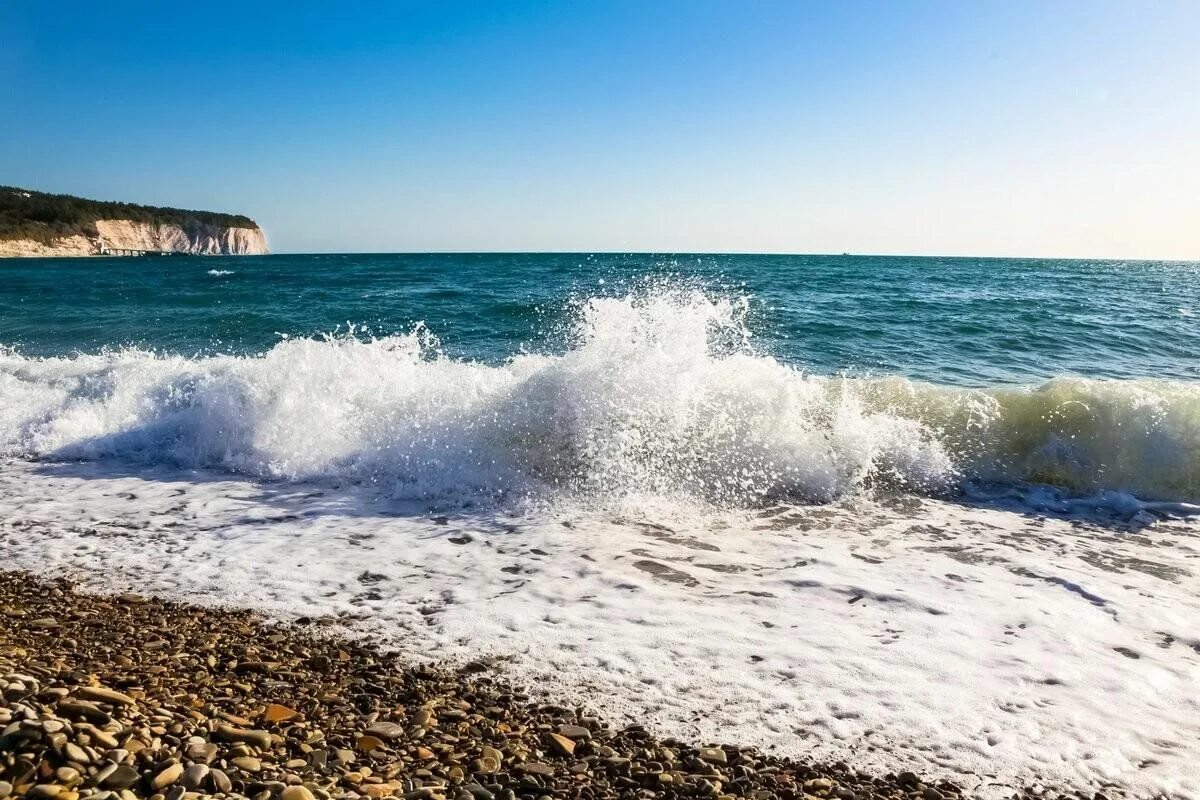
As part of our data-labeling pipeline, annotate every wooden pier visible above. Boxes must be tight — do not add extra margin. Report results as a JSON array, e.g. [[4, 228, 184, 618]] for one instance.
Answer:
[[97, 244, 185, 257]]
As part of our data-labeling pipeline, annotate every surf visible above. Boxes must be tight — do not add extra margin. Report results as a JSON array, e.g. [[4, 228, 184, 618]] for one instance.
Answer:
[[1, 288, 1198, 508]]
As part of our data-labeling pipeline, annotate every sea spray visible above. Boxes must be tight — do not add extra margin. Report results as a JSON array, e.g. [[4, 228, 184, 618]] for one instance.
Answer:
[[1, 290, 1198, 505]]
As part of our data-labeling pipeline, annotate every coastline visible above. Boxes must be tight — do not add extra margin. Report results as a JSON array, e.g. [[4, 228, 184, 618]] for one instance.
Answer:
[[3, 452, 1194, 799], [0, 223, 267, 258], [0, 571, 988, 800]]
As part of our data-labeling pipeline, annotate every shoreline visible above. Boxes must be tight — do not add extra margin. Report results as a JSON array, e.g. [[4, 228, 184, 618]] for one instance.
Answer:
[[5, 450, 1190, 799], [0, 571, 1033, 800]]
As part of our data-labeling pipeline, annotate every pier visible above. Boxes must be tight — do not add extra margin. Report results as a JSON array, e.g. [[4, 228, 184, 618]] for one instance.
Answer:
[[97, 244, 185, 257]]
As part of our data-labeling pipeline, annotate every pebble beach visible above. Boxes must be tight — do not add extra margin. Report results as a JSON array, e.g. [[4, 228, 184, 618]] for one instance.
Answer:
[[0, 572, 993, 800]]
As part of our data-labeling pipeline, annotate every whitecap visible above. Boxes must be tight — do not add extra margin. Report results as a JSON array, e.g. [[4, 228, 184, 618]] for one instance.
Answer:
[[0, 288, 1197, 506]]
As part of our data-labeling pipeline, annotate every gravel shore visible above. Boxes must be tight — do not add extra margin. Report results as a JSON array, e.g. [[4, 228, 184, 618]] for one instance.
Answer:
[[0, 572, 1066, 800]]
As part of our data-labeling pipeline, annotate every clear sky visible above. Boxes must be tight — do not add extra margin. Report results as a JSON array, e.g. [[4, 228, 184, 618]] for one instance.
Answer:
[[2, 1, 1198, 258]]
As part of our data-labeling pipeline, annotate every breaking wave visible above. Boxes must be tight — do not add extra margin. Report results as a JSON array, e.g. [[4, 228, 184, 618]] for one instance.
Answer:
[[2, 289, 1198, 507]]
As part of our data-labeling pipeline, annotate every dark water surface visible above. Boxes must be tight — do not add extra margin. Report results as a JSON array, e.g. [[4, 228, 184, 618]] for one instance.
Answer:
[[4, 253, 1198, 386]]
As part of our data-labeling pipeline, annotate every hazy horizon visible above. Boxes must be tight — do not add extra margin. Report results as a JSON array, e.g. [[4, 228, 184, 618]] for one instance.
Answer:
[[4, 1, 1198, 260]]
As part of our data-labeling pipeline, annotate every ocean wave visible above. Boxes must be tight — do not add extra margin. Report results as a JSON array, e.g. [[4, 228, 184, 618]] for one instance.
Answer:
[[2, 289, 1198, 506]]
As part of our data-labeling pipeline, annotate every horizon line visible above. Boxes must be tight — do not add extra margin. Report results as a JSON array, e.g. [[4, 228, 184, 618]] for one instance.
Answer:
[[261, 249, 1199, 263]]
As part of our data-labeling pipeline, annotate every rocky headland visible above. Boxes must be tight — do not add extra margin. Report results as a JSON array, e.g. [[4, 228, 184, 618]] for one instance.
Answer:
[[0, 188, 267, 257]]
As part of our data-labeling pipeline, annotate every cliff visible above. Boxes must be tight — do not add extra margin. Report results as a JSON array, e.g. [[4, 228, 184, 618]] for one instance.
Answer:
[[0, 187, 268, 257], [0, 220, 269, 257]]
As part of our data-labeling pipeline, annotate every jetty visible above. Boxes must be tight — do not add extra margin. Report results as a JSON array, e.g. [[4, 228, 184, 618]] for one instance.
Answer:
[[97, 244, 186, 257]]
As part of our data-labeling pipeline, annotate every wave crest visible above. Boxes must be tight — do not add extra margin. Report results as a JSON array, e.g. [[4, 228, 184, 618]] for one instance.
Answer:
[[2, 290, 1198, 505]]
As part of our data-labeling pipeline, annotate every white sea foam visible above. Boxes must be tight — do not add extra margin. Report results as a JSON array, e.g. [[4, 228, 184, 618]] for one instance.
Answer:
[[1, 289, 1198, 507], [206, 269, 235, 276], [0, 462, 1196, 799]]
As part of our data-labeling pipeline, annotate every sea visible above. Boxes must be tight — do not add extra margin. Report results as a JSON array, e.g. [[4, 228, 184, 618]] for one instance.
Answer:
[[1, 253, 1198, 798]]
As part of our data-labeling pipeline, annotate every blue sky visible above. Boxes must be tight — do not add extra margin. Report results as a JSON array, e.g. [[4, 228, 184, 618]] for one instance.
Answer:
[[2, 1, 1197, 257]]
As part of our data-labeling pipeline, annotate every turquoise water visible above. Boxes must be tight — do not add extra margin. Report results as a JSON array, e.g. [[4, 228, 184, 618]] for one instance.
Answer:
[[3, 253, 1198, 386], [2, 253, 1199, 504]]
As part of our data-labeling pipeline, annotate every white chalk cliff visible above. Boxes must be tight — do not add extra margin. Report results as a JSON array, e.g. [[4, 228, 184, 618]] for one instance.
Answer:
[[0, 219, 268, 257]]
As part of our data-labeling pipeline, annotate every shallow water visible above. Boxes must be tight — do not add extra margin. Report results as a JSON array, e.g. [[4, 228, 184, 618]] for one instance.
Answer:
[[0, 461, 1196, 798]]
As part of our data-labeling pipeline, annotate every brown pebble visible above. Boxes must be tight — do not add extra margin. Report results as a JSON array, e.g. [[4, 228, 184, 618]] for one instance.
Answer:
[[547, 733, 575, 756], [231, 756, 262, 773], [265, 703, 300, 723], [151, 763, 183, 790], [101, 766, 140, 789], [77, 686, 136, 706], [181, 764, 210, 790], [215, 723, 272, 750], [519, 763, 555, 777], [557, 724, 591, 740], [357, 735, 385, 752], [209, 768, 233, 794], [365, 721, 405, 740]]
